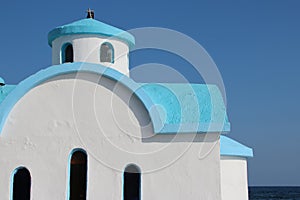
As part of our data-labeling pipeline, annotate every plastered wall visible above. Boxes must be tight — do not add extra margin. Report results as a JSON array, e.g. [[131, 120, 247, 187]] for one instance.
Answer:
[[52, 35, 129, 75], [220, 156, 249, 200], [0, 73, 221, 199]]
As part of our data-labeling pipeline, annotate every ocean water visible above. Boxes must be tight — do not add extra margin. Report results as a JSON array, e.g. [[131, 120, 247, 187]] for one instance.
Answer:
[[249, 187, 300, 200]]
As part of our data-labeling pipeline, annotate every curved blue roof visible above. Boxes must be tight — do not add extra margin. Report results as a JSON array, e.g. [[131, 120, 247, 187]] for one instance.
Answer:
[[48, 18, 135, 48], [141, 83, 230, 133], [0, 62, 229, 134], [0, 85, 16, 104], [220, 136, 253, 158]]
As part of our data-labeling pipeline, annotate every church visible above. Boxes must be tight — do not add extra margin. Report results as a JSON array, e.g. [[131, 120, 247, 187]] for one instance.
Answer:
[[0, 10, 253, 200]]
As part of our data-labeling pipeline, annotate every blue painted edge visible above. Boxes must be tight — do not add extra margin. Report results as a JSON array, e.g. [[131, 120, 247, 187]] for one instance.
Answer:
[[0, 62, 160, 133], [157, 123, 230, 134], [48, 19, 135, 49], [0, 62, 230, 134], [0, 85, 16, 104], [220, 136, 253, 158], [66, 148, 87, 200], [10, 166, 31, 199]]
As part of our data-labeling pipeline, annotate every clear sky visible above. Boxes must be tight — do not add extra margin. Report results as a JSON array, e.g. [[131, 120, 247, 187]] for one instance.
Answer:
[[0, 0, 300, 186]]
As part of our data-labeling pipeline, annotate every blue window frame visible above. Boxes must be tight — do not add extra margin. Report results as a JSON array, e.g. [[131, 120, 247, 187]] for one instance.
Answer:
[[62, 43, 74, 63], [12, 167, 31, 200]]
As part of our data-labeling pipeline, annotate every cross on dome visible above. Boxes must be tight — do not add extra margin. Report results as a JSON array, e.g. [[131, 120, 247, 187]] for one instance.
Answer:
[[86, 8, 94, 19]]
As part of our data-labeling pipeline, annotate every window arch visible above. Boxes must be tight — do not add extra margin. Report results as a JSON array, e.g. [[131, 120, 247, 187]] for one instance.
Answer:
[[100, 42, 114, 63], [69, 149, 87, 200], [62, 43, 74, 63], [123, 164, 141, 200], [12, 167, 31, 200]]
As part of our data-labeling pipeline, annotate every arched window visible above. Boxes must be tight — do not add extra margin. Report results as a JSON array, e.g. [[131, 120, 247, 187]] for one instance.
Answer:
[[12, 167, 31, 200], [124, 164, 141, 200], [69, 149, 87, 200], [100, 43, 114, 63], [62, 43, 74, 63]]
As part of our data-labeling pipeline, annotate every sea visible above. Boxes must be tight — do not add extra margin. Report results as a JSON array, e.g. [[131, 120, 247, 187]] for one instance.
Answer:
[[249, 187, 300, 200]]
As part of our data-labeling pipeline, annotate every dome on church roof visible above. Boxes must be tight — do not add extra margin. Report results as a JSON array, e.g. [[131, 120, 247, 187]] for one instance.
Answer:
[[48, 18, 135, 48]]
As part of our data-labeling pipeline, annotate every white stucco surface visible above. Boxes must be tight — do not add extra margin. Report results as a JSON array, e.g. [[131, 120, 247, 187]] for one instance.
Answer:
[[0, 73, 222, 199], [220, 156, 249, 200], [52, 35, 129, 75]]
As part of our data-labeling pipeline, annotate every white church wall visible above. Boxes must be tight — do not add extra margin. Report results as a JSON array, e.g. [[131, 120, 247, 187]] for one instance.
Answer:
[[0, 73, 221, 199], [52, 35, 129, 75], [220, 156, 249, 200]]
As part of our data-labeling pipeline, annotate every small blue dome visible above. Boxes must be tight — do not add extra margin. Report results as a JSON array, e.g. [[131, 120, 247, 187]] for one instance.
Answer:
[[0, 77, 5, 86], [48, 18, 135, 49]]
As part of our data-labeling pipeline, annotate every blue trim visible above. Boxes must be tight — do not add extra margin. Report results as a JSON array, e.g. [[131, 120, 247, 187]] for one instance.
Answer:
[[10, 166, 31, 200], [0, 62, 160, 134], [0, 85, 16, 104], [48, 18, 135, 49], [158, 123, 231, 134], [9, 168, 18, 200], [61, 43, 73, 64], [0, 62, 230, 134], [220, 136, 253, 158]]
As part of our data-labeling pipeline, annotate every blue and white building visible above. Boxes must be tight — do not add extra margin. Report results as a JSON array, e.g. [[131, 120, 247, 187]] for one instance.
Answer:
[[0, 12, 253, 200]]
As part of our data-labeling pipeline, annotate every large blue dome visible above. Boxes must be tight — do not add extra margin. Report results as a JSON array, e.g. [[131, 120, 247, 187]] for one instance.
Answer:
[[48, 18, 135, 49]]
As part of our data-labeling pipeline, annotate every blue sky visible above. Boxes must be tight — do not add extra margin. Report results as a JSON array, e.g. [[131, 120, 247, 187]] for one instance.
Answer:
[[0, 0, 300, 186]]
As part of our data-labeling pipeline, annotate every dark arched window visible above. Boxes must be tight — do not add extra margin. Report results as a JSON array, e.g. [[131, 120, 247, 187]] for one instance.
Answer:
[[12, 167, 31, 200], [62, 43, 73, 63], [124, 164, 141, 200], [69, 150, 87, 200], [100, 43, 114, 63]]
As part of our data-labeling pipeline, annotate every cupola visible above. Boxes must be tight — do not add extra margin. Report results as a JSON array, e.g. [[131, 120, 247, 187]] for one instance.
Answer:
[[47, 9, 135, 76]]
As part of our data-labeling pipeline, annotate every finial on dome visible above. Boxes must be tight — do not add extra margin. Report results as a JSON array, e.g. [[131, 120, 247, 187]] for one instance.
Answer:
[[86, 8, 94, 19]]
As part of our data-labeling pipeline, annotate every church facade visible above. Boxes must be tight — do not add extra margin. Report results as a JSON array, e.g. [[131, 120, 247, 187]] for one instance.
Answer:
[[0, 13, 253, 200]]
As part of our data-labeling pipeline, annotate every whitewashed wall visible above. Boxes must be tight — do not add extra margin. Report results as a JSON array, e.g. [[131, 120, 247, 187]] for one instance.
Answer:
[[52, 35, 129, 75], [0, 73, 221, 199], [220, 156, 249, 200]]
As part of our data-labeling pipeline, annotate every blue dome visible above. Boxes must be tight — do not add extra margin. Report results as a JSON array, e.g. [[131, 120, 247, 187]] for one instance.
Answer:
[[48, 18, 135, 49], [0, 77, 5, 85]]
